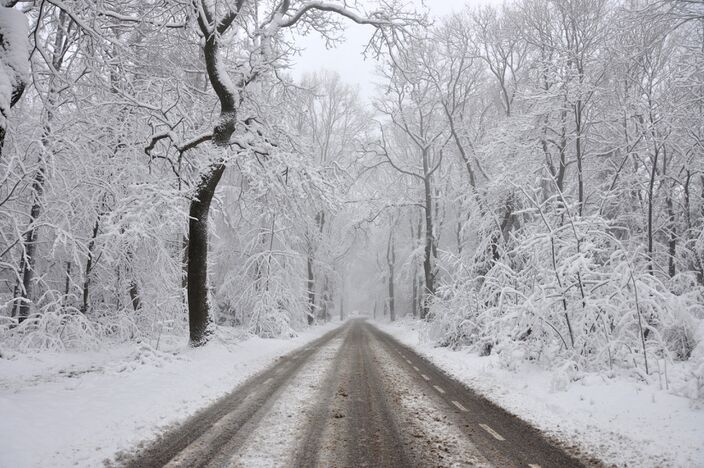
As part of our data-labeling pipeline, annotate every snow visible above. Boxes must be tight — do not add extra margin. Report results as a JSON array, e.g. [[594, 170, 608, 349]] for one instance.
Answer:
[[232, 335, 345, 467], [376, 319, 704, 468], [0, 7, 29, 127], [0, 322, 341, 467]]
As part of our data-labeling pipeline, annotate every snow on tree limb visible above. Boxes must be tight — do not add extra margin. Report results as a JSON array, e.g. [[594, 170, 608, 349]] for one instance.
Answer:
[[0, 6, 28, 130]]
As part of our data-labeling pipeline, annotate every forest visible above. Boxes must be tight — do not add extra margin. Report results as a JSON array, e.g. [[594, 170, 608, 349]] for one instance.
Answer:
[[1, 0, 703, 403]]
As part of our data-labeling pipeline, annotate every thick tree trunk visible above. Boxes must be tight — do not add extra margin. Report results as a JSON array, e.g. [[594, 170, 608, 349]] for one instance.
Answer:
[[186, 1, 241, 346], [188, 163, 226, 346]]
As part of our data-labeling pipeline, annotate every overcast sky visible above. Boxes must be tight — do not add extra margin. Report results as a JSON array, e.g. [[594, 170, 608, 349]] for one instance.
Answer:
[[289, 0, 505, 98]]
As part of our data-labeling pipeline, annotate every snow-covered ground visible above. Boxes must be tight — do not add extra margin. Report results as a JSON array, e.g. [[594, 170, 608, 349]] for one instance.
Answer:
[[0, 322, 342, 468], [376, 319, 704, 468]]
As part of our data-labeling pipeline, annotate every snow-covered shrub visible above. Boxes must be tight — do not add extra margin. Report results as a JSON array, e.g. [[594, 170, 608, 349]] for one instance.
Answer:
[[0, 311, 101, 352], [211, 237, 307, 339], [550, 360, 582, 392], [429, 197, 704, 390], [0, 290, 156, 352], [673, 322, 704, 402], [113, 342, 183, 373]]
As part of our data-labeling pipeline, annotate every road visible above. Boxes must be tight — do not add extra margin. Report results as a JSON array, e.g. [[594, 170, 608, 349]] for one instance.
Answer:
[[123, 320, 590, 468]]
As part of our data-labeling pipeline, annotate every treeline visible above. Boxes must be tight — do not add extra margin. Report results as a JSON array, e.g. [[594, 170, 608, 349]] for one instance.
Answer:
[[0, 1, 389, 349], [1, 0, 703, 398], [365, 0, 703, 395]]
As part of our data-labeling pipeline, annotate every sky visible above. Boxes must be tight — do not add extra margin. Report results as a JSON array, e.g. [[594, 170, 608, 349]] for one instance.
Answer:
[[289, 0, 505, 98]]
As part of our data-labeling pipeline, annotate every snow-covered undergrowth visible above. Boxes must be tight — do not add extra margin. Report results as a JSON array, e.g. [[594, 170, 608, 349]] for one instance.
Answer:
[[418, 206, 704, 465], [0, 321, 341, 467], [378, 319, 704, 467], [430, 209, 704, 404], [0, 310, 143, 354]]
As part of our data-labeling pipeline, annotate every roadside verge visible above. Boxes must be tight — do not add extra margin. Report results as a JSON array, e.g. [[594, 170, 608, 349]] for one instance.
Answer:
[[0, 321, 344, 467]]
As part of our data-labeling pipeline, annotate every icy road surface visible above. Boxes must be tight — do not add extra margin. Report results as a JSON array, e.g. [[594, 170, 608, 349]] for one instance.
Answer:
[[122, 319, 586, 468]]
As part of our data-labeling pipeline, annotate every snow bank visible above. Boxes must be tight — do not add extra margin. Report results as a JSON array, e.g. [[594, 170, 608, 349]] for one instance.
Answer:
[[0, 321, 341, 467], [377, 319, 704, 468]]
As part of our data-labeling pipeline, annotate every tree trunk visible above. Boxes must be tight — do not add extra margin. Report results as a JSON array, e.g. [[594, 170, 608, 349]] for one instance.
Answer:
[[186, 1, 241, 346], [188, 163, 226, 346], [421, 147, 435, 319], [574, 98, 585, 215], [321, 277, 330, 322], [182, 234, 189, 290], [16, 10, 68, 322], [306, 253, 315, 325], [663, 149, 676, 278], [647, 146, 660, 276], [128, 277, 141, 311], [81, 217, 100, 313], [557, 106, 568, 193], [666, 193, 676, 278], [387, 226, 396, 322], [416, 214, 423, 317], [411, 215, 418, 319], [17, 166, 46, 322], [64, 261, 71, 297]]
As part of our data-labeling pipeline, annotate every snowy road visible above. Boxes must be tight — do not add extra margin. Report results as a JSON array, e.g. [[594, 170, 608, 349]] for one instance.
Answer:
[[123, 320, 586, 468]]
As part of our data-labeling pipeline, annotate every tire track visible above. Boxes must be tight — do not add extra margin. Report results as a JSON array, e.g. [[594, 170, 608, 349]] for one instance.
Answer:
[[121, 325, 347, 467]]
